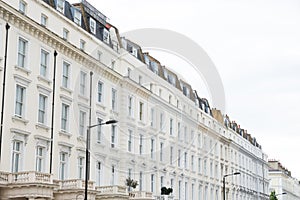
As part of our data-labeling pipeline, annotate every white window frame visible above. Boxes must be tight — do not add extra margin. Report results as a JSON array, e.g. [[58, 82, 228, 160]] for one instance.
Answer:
[[56, 0, 65, 13], [36, 146, 46, 172], [11, 140, 23, 173], [178, 150, 181, 167], [38, 94, 47, 124], [74, 8, 81, 26], [96, 118, 102, 144], [160, 142, 163, 162], [159, 112, 164, 131], [111, 125, 117, 148], [80, 39, 85, 51], [139, 134, 143, 155], [184, 152, 188, 169], [170, 118, 173, 135], [89, 18, 96, 34], [62, 61, 70, 88], [63, 28, 69, 40], [150, 138, 155, 159], [19, 0, 26, 14], [97, 81, 103, 103], [17, 37, 28, 68], [111, 165, 116, 185], [41, 14, 47, 27], [139, 171, 143, 191], [79, 110, 86, 137], [111, 88, 117, 111], [61, 103, 69, 132], [191, 155, 195, 171], [59, 151, 68, 180], [139, 101, 144, 121], [96, 161, 102, 186], [198, 158, 201, 174], [78, 156, 85, 179], [128, 96, 133, 117], [40, 49, 49, 78], [15, 84, 26, 118], [103, 29, 110, 44], [128, 129, 133, 152], [170, 146, 173, 165], [151, 174, 155, 193], [79, 71, 87, 96]]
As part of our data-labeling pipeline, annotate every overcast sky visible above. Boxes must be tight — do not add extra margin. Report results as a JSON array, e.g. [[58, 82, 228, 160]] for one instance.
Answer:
[[70, 0, 300, 179]]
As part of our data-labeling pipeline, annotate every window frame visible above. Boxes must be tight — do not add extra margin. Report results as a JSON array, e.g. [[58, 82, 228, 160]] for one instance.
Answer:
[[89, 17, 96, 34], [15, 84, 26, 118], [61, 103, 69, 132], [38, 94, 47, 124], [40, 49, 49, 78], [17, 37, 28, 68], [41, 14, 48, 27], [36, 146, 46, 172], [62, 61, 70, 88], [79, 71, 87, 96]]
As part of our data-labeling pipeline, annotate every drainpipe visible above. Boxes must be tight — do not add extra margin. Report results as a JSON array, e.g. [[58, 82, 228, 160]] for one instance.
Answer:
[[0, 23, 10, 161], [49, 50, 58, 174]]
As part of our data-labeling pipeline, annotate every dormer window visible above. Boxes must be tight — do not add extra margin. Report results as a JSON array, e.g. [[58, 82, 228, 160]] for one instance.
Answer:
[[150, 62, 158, 75], [103, 29, 110, 44], [128, 46, 137, 57], [90, 18, 96, 34], [57, 0, 65, 13], [182, 85, 190, 97], [144, 55, 150, 65], [73, 8, 81, 26], [167, 74, 176, 86]]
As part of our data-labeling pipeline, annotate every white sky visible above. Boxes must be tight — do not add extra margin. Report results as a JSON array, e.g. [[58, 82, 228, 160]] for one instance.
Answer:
[[70, 0, 300, 179]]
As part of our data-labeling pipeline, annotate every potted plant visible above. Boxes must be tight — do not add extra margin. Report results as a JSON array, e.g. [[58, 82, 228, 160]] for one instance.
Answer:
[[126, 177, 138, 196], [161, 186, 173, 195]]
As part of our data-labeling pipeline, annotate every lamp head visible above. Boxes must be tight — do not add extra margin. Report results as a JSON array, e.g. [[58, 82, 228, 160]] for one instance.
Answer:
[[105, 119, 118, 125]]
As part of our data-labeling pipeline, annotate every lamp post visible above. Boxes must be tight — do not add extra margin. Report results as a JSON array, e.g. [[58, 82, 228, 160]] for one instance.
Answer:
[[223, 172, 240, 200], [84, 119, 118, 200]]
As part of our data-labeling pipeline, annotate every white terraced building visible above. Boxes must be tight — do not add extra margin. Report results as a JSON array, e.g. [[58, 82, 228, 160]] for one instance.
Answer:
[[0, 0, 269, 199], [268, 160, 300, 200]]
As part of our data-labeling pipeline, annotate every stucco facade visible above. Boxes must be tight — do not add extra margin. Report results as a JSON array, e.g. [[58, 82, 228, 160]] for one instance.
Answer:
[[0, 0, 269, 199], [268, 160, 300, 200]]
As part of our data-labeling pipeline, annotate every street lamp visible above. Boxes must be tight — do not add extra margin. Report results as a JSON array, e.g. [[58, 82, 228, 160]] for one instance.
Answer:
[[276, 192, 287, 198], [84, 119, 118, 200], [223, 172, 240, 200]]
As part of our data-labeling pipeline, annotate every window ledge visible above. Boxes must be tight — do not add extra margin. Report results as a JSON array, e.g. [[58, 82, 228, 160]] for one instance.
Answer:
[[127, 116, 135, 121], [59, 130, 72, 138], [60, 86, 73, 94], [95, 142, 105, 148], [14, 65, 31, 75], [110, 110, 119, 116], [12, 116, 29, 125], [96, 102, 106, 110], [110, 146, 119, 152], [138, 120, 146, 126], [35, 123, 50, 131], [37, 75, 52, 85], [78, 94, 89, 102], [77, 136, 86, 141]]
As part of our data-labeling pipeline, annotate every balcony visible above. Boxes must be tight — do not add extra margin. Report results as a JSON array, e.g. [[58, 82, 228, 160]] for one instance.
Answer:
[[129, 191, 155, 200], [0, 171, 52, 185], [0, 171, 54, 199], [154, 195, 174, 200]]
